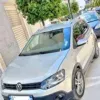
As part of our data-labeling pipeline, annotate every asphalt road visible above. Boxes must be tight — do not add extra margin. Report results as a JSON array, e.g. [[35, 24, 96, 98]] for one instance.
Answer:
[[82, 39, 100, 100], [0, 40, 100, 100]]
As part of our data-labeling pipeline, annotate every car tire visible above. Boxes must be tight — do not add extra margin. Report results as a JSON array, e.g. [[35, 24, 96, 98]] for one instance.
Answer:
[[94, 42, 99, 58], [72, 68, 85, 100], [3, 98, 9, 100], [3, 98, 8, 100], [3, 96, 9, 100]]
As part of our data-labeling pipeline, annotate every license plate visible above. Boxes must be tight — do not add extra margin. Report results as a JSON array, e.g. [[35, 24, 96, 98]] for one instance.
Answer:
[[9, 96, 33, 100]]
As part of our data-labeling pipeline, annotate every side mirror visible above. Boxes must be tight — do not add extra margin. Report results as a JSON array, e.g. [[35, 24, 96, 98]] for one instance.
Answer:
[[77, 38, 88, 46]]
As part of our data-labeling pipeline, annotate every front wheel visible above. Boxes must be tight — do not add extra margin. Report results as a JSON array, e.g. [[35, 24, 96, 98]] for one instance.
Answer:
[[72, 68, 85, 100], [94, 42, 99, 58]]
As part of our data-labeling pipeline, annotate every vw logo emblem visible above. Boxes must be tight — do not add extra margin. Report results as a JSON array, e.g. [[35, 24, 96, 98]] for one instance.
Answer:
[[16, 83, 22, 91]]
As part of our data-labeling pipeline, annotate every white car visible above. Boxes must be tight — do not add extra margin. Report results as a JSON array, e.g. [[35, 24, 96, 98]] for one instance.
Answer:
[[1, 18, 99, 100]]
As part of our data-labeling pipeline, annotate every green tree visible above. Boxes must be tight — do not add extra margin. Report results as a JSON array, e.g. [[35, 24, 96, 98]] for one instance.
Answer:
[[61, 4, 69, 16], [16, 0, 68, 26], [71, 1, 79, 14], [93, 0, 100, 7], [85, 3, 94, 9]]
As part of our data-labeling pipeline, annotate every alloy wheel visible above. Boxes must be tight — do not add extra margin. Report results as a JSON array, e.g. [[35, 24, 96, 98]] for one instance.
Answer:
[[75, 71, 84, 96]]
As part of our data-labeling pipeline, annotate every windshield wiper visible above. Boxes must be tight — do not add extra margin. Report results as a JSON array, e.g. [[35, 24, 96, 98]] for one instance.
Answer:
[[19, 49, 60, 56], [38, 50, 60, 54], [19, 53, 31, 56], [19, 52, 44, 56]]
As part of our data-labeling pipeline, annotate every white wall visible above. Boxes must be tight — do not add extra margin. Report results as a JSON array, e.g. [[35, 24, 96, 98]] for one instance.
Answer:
[[0, 2, 19, 66]]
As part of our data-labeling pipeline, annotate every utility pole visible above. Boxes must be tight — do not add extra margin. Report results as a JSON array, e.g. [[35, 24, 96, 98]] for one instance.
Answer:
[[67, 0, 73, 19]]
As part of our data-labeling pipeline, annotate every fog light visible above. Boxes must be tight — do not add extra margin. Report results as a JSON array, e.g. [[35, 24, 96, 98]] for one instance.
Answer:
[[1, 80, 5, 90], [55, 93, 65, 100]]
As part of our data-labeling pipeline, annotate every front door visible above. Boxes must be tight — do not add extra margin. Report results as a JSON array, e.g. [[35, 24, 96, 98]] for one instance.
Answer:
[[73, 20, 93, 69]]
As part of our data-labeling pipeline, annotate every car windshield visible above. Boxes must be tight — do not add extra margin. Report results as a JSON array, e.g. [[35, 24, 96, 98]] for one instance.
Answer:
[[82, 12, 98, 23], [20, 29, 70, 56]]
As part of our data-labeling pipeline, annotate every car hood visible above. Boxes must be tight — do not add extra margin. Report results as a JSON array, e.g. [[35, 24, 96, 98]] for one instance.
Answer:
[[88, 20, 100, 28], [2, 50, 69, 84]]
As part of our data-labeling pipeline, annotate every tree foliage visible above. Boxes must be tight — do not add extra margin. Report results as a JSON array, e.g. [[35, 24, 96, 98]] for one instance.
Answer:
[[71, 2, 79, 14], [16, 0, 68, 25], [85, 3, 93, 9], [85, 0, 100, 9], [16, 0, 79, 25], [93, 0, 100, 7]]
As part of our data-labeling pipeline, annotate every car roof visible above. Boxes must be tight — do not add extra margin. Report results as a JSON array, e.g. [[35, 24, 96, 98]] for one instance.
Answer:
[[81, 11, 96, 15], [36, 21, 73, 34]]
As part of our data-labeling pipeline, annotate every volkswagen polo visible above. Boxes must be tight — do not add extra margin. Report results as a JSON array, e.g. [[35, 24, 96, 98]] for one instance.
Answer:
[[1, 18, 99, 100]]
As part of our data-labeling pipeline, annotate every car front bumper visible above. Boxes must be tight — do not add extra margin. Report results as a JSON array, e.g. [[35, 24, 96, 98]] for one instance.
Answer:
[[3, 91, 73, 100], [2, 79, 73, 100]]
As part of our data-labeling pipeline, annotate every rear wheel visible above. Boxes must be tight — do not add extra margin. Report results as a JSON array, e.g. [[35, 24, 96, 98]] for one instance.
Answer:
[[94, 42, 99, 58], [3, 96, 9, 100], [72, 68, 85, 100]]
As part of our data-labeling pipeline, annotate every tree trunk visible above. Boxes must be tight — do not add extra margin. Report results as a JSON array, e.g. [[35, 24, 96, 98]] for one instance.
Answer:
[[41, 19, 45, 26]]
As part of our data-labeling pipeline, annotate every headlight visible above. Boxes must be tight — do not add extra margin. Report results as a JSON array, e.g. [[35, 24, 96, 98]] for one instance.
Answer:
[[41, 69, 65, 90], [95, 24, 100, 29]]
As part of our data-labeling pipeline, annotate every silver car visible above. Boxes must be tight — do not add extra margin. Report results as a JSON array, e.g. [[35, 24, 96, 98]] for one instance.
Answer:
[[1, 18, 99, 100]]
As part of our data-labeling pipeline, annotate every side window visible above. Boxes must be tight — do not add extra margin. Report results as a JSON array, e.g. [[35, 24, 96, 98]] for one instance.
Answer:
[[79, 20, 88, 34], [73, 21, 87, 48], [73, 23, 81, 43], [73, 23, 80, 47]]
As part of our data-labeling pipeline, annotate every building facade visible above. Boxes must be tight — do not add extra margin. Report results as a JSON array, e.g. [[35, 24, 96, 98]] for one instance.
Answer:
[[0, 0, 20, 71], [0, 0, 44, 73], [4, 0, 29, 50]]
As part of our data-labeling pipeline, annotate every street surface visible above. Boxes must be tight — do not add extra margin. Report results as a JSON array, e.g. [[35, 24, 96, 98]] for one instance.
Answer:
[[82, 39, 100, 100], [0, 40, 100, 100]]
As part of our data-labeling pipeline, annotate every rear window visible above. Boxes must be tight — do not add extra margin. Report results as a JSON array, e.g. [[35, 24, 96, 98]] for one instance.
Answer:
[[81, 12, 98, 23]]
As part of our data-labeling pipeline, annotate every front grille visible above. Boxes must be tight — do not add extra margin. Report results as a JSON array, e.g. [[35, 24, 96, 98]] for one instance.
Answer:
[[4, 83, 41, 90], [4, 84, 16, 90]]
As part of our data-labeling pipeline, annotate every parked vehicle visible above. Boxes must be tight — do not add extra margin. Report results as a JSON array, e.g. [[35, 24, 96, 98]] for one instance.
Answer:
[[80, 11, 100, 37], [93, 7, 100, 16], [1, 18, 99, 100]]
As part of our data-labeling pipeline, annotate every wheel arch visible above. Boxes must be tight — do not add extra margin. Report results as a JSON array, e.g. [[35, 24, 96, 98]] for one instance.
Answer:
[[71, 63, 85, 99], [73, 63, 82, 71]]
